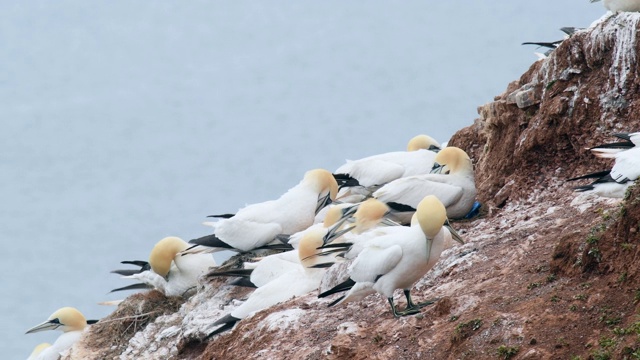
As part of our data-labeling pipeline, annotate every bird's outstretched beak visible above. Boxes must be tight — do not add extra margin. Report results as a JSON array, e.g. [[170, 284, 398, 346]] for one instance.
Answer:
[[26, 319, 61, 334], [445, 220, 465, 245]]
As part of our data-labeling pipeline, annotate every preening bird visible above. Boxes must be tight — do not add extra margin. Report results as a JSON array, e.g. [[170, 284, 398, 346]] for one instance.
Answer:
[[25, 307, 89, 360], [373, 146, 476, 223], [186, 168, 338, 253], [332, 135, 441, 202], [318, 195, 464, 317], [111, 236, 216, 297]]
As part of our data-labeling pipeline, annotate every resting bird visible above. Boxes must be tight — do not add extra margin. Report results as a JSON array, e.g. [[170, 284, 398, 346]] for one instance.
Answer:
[[25, 307, 90, 360], [568, 132, 639, 198], [186, 169, 338, 253], [373, 146, 476, 223], [591, 0, 640, 13], [111, 236, 216, 297], [333, 134, 441, 202], [207, 228, 330, 337], [318, 195, 464, 317]]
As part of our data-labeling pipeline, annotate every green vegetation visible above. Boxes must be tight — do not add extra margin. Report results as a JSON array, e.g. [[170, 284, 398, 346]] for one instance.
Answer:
[[496, 345, 519, 359]]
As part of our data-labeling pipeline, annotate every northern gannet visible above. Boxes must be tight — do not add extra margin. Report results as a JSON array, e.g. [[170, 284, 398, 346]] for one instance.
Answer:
[[207, 228, 329, 336], [372, 146, 476, 223], [112, 236, 216, 297], [318, 196, 464, 317], [522, 27, 580, 59], [207, 204, 350, 288], [27, 343, 51, 360], [333, 135, 440, 202], [591, 0, 640, 12], [186, 169, 338, 253], [568, 132, 639, 198], [25, 307, 88, 360]]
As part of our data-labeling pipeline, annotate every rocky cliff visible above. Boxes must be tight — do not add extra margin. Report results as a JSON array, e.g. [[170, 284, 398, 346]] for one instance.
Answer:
[[68, 13, 640, 360]]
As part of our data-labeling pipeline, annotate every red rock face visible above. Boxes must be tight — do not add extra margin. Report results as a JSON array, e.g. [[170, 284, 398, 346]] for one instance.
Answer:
[[71, 14, 640, 360]]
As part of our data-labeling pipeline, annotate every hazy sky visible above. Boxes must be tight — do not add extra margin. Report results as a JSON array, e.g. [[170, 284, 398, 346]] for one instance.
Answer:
[[0, 2, 606, 358]]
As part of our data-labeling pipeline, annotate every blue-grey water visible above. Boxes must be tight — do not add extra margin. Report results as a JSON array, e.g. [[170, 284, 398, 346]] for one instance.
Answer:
[[1, 2, 604, 358]]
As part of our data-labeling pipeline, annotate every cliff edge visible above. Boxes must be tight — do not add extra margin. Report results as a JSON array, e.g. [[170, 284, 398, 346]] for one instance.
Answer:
[[69, 13, 640, 360]]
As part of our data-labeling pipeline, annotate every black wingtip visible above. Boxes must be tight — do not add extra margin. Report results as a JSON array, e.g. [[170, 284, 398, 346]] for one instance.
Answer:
[[207, 268, 254, 279], [229, 277, 258, 288], [206, 213, 235, 219], [327, 295, 346, 307], [206, 314, 240, 339], [566, 170, 611, 182], [87, 319, 100, 325], [386, 201, 417, 213], [308, 262, 335, 269], [109, 283, 153, 293], [120, 260, 149, 267], [318, 278, 356, 298], [188, 234, 234, 249]]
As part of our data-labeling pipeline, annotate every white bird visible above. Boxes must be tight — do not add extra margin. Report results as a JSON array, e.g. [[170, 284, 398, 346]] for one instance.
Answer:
[[591, 0, 640, 12], [186, 168, 338, 253], [207, 228, 330, 336], [111, 236, 216, 297], [27, 343, 51, 360], [318, 195, 464, 317], [333, 135, 441, 202], [317, 198, 403, 260], [569, 132, 639, 198], [206, 204, 351, 288], [373, 146, 476, 223], [25, 307, 89, 360]]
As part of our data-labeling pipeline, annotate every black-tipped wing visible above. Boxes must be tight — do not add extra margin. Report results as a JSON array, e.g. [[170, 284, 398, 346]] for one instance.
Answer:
[[318, 278, 356, 299], [188, 234, 234, 249], [109, 283, 154, 293]]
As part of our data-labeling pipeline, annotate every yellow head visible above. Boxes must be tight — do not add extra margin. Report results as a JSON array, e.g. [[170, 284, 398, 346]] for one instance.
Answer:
[[323, 204, 347, 228], [407, 134, 441, 152], [29, 343, 52, 357], [304, 168, 339, 201], [415, 195, 447, 239], [431, 146, 472, 175], [26, 307, 87, 334], [297, 228, 325, 268], [149, 237, 189, 277], [353, 199, 389, 233]]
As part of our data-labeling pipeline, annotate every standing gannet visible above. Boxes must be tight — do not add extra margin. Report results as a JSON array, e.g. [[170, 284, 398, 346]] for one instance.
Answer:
[[25, 307, 88, 360], [27, 343, 51, 360], [186, 169, 338, 253], [568, 132, 639, 198], [333, 135, 441, 202], [111, 236, 216, 297], [591, 0, 640, 12], [207, 228, 329, 336], [318, 196, 464, 317], [372, 146, 476, 223]]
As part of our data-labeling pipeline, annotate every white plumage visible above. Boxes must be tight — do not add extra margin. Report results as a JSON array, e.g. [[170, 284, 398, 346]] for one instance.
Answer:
[[591, 0, 640, 12], [114, 237, 216, 297], [373, 146, 476, 222], [335, 134, 440, 187], [187, 169, 338, 253], [319, 196, 464, 317], [25, 307, 88, 360], [208, 228, 330, 336]]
